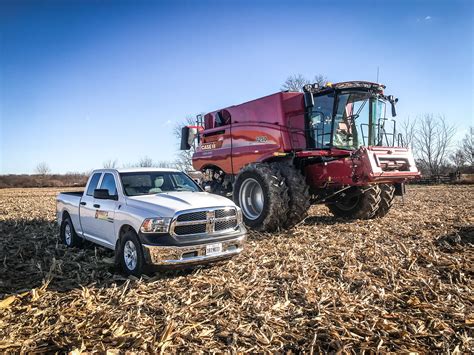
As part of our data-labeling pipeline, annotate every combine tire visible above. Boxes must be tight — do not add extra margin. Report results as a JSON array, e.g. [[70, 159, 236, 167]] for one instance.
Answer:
[[233, 163, 289, 231], [273, 162, 310, 228], [375, 184, 395, 217], [327, 185, 381, 219]]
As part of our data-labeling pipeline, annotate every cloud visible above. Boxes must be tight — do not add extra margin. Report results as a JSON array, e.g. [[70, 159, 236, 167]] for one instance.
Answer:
[[164, 119, 172, 126], [424, 16, 432, 20]]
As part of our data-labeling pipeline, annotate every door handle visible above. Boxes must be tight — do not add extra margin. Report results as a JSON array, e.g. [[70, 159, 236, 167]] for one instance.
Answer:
[[93, 204, 100, 208], [80, 202, 86, 206]]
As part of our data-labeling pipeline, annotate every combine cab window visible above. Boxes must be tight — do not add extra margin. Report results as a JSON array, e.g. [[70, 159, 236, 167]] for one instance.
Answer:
[[309, 94, 334, 148], [332, 91, 386, 149]]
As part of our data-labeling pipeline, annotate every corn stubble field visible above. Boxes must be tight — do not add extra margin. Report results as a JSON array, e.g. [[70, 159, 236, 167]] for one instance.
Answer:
[[0, 186, 473, 353]]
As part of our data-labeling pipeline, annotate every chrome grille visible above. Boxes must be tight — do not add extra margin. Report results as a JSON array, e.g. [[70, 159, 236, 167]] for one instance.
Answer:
[[174, 224, 206, 235], [216, 219, 238, 231], [176, 211, 207, 221], [215, 209, 236, 218], [171, 207, 238, 236]]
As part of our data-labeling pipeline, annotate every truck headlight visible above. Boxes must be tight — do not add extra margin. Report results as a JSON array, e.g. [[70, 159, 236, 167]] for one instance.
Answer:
[[236, 207, 243, 225], [140, 217, 172, 233]]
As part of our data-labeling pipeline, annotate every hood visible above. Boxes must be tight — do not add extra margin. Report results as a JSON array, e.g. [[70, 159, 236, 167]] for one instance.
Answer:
[[125, 191, 236, 217]]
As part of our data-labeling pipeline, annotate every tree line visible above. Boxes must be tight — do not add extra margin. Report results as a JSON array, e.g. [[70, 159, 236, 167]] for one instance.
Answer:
[[2, 73, 471, 188]]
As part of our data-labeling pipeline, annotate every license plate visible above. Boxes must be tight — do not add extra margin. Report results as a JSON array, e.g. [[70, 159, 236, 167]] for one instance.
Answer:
[[206, 243, 222, 255]]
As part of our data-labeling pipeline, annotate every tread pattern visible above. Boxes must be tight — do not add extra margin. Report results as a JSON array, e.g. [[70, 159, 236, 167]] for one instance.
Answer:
[[233, 163, 289, 232], [375, 184, 395, 218], [327, 185, 381, 219], [273, 162, 310, 228]]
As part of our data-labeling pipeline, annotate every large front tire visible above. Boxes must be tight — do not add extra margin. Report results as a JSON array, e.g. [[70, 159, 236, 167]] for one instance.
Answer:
[[327, 185, 381, 219], [273, 162, 310, 228], [233, 163, 289, 231]]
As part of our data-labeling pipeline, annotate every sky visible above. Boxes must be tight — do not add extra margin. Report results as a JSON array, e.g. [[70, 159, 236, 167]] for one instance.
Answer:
[[0, 0, 472, 174]]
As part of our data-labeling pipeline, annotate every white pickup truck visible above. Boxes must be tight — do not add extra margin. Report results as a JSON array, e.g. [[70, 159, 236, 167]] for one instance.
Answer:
[[56, 168, 246, 276]]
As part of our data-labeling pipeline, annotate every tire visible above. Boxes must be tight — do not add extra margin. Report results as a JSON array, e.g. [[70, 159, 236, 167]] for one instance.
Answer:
[[273, 162, 310, 228], [327, 185, 381, 219], [233, 163, 289, 232], [118, 230, 147, 277], [60, 215, 83, 247], [375, 184, 395, 217]]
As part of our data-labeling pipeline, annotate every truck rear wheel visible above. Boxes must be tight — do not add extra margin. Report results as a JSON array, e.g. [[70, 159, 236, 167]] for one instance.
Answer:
[[273, 162, 310, 228], [327, 185, 381, 219], [60, 216, 83, 248], [233, 163, 289, 231], [375, 184, 395, 217]]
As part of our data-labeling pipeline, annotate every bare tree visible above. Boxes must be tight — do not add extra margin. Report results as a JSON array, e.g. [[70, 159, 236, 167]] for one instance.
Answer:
[[312, 74, 328, 87], [281, 74, 329, 92], [461, 126, 473, 166], [103, 159, 118, 169], [35, 162, 51, 175], [399, 116, 417, 149], [138, 156, 154, 167], [414, 114, 456, 176], [450, 149, 466, 170], [155, 161, 176, 169], [281, 74, 311, 92], [174, 116, 198, 172], [123, 157, 175, 169]]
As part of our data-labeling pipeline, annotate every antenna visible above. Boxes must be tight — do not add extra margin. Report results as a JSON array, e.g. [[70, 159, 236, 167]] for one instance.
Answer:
[[376, 66, 380, 83]]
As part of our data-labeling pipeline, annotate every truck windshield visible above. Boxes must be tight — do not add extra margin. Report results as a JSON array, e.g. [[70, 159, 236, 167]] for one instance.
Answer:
[[120, 172, 201, 196], [333, 91, 386, 149]]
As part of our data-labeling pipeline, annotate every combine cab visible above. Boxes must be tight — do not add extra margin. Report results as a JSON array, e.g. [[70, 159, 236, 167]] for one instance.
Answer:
[[181, 81, 420, 231]]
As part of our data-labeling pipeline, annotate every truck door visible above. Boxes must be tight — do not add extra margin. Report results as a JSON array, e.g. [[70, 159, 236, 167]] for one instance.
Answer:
[[83, 173, 118, 248], [79, 172, 102, 240]]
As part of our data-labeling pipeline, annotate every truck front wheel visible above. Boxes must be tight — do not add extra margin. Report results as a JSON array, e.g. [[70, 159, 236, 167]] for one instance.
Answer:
[[233, 163, 289, 232], [327, 186, 381, 219], [118, 230, 147, 277]]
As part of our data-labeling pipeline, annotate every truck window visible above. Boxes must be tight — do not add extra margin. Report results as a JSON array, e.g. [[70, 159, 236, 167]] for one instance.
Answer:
[[100, 173, 117, 196], [120, 172, 200, 196], [86, 173, 102, 196]]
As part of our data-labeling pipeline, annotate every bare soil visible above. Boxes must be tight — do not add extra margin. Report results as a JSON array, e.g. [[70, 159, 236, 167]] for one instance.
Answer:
[[0, 186, 473, 353]]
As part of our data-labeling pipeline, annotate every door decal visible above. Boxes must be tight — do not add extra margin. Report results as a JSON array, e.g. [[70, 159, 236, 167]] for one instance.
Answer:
[[95, 210, 114, 222]]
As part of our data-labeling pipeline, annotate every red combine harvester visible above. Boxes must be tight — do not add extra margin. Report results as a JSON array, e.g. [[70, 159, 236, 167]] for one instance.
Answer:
[[181, 81, 420, 231]]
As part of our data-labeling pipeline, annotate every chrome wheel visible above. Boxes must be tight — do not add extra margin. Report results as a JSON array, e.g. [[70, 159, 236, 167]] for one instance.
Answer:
[[123, 240, 137, 271], [239, 178, 264, 220], [64, 223, 72, 246]]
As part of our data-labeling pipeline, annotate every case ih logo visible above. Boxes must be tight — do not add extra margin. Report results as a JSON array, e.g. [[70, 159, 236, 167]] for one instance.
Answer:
[[202, 142, 223, 150]]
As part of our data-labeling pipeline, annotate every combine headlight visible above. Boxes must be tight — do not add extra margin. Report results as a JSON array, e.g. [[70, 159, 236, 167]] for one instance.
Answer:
[[140, 217, 172, 233]]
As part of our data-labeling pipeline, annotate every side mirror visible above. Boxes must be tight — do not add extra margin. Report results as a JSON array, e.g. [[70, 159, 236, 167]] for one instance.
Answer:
[[304, 92, 314, 109], [180, 126, 198, 150], [204, 185, 211, 192], [180, 126, 190, 150], [94, 189, 117, 200], [388, 95, 398, 117]]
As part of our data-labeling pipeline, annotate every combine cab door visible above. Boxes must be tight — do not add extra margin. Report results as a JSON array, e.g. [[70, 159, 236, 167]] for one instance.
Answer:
[[198, 120, 234, 175]]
